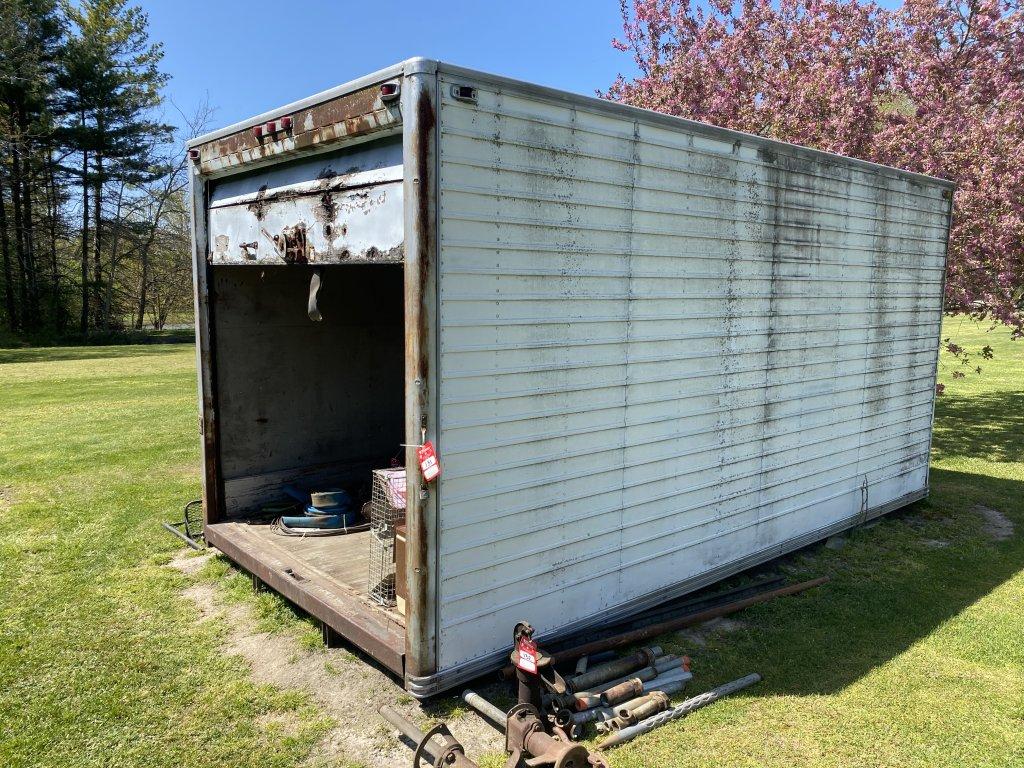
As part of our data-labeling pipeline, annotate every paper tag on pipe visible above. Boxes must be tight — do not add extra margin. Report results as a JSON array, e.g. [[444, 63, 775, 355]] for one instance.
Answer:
[[515, 636, 539, 674], [417, 441, 441, 483]]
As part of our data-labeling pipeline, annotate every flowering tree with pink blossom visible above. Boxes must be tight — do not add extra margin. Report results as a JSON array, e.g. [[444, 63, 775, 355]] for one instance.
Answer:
[[608, 0, 1024, 350]]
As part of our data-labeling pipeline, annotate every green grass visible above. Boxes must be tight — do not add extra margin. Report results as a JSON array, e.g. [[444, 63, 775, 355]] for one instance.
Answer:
[[0, 343, 332, 768], [0, 319, 1021, 768], [608, 320, 1024, 768]]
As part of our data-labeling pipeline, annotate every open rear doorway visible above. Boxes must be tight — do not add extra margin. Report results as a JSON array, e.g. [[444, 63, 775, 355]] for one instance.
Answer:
[[203, 262, 408, 669]]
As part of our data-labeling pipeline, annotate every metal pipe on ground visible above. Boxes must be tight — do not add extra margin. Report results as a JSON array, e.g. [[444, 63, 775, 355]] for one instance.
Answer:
[[597, 692, 671, 733], [597, 673, 763, 750], [379, 705, 480, 768], [502, 577, 828, 677], [566, 646, 660, 693], [603, 669, 692, 706], [571, 705, 616, 726], [461, 690, 506, 729], [644, 673, 691, 698], [162, 522, 204, 550], [575, 666, 691, 711], [603, 576, 786, 634], [591, 654, 686, 695], [600, 677, 645, 706]]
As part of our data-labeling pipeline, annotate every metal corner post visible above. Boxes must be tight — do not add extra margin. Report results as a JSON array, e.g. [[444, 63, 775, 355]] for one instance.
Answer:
[[189, 164, 223, 524], [401, 59, 440, 680]]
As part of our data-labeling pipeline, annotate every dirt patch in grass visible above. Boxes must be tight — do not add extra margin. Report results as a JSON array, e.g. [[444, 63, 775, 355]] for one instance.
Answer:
[[973, 504, 1014, 541], [677, 617, 747, 649], [0, 485, 14, 511], [174, 568, 504, 768], [170, 549, 216, 576], [257, 710, 306, 738]]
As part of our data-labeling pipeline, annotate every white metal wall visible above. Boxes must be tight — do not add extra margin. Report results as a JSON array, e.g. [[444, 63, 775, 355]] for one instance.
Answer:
[[434, 73, 949, 670]]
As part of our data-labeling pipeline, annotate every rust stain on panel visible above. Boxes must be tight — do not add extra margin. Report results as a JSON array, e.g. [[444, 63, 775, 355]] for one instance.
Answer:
[[196, 84, 400, 173]]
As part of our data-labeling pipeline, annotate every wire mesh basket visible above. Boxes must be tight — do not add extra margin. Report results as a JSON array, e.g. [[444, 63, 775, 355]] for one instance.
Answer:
[[367, 468, 407, 606]]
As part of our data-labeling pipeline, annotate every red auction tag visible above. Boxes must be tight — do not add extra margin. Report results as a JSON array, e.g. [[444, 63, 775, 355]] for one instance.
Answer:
[[417, 441, 441, 482], [515, 636, 538, 674]]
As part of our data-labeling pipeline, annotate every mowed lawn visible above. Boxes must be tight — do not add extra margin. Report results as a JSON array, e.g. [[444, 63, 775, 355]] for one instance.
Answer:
[[0, 320, 1022, 768]]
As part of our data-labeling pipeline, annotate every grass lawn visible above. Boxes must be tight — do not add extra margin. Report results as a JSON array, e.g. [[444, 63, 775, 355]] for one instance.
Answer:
[[0, 319, 1022, 768]]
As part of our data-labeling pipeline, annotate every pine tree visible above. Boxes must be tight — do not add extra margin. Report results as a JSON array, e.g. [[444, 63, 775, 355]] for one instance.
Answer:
[[0, 0, 63, 331], [57, 0, 171, 333]]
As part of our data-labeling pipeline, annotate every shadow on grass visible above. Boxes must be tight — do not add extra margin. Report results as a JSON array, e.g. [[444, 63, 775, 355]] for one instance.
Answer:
[[0, 342, 193, 365], [932, 390, 1024, 463], [649, 464, 1024, 699]]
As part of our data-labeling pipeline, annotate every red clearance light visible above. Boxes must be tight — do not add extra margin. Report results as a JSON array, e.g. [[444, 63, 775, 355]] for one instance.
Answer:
[[380, 82, 400, 101], [280, 115, 293, 129], [188, 148, 200, 160], [253, 124, 264, 139]]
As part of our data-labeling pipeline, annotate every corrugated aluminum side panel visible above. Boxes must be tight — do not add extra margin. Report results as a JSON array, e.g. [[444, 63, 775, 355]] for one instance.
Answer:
[[434, 74, 949, 670]]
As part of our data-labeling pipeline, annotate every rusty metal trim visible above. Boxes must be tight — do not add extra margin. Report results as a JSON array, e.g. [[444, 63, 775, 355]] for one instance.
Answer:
[[195, 83, 401, 176], [190, 166, 225, 524], [189, 60, 413, 148], [401, 66, 440, 681], [205, 523, 405, 675], [405, 486, 927, 697]]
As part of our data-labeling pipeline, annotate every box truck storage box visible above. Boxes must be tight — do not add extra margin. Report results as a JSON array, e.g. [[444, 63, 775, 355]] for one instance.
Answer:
[[188, 58, 953, 696]]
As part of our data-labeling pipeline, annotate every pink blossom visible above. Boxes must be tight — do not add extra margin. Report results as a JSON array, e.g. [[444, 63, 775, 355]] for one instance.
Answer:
[[608, 0, 1024, 339]]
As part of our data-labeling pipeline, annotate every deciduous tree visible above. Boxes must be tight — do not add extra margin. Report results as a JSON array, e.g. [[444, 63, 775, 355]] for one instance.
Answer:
[[609, 0, 1024, 340]]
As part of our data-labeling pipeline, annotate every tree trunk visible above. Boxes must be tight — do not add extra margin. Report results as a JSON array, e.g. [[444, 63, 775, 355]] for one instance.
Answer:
[[15, 106, 38, 330], [0, 175, 17, 330], [46, 150, 62, 329], [92, 151, 103, 328], [135, 246, 148, 330], [9, 133, 29, 328], [80, 141, 90, 336], [102, 185, 123, 331]]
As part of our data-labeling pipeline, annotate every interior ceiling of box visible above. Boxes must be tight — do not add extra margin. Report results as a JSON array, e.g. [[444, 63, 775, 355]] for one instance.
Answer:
[[207, 138, 404, 266], [212, 264, 405, 516]]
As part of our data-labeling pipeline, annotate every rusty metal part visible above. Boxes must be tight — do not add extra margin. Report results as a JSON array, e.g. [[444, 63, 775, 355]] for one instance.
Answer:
[[504, 703, 607, 768], [590, 653, 681, 695], [194, 82, 400, 174], [616, 691, 669, 720], [572, 692, 602, 711], [379, 705, 480, 768], [571, 705, 615, 727], [511, 622, 569, 713], [642, 672, 691, 700], [277, 223, 309, 263], [596, 692, 670, 732], [567, 646, 659, 693], [402, 64, 438, 681], [601, 677, 644, 707], [189, 169, 224, 524], [625, 691, 670, 722], [502, 577, 829, 678], [597, 673, 763, 750]]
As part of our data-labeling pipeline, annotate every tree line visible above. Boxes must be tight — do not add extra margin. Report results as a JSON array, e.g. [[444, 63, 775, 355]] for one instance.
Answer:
[[1, 0, 198, 340]]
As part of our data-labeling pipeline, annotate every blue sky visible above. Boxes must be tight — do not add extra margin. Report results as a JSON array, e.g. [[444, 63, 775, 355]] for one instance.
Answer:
[[143, 0, 639, 134]]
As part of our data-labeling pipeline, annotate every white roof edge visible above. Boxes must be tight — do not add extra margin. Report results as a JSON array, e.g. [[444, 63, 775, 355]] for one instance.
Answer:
[[189, 57, 954, 191], [433, 61, 955, 191]]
